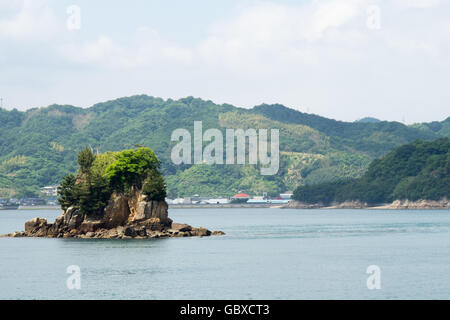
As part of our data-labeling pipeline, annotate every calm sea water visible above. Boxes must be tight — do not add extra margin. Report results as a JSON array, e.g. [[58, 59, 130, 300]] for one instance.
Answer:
[[0, 208, 449, 300]]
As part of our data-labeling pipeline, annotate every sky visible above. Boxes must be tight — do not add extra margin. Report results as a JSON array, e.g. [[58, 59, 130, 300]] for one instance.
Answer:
[[0, 0, 449, 124]]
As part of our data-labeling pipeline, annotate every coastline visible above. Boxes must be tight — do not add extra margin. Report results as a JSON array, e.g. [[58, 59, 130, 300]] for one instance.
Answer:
[[7, 200, 450, 211], [18, 206, 61, 210], [284, 199, 450, 210]]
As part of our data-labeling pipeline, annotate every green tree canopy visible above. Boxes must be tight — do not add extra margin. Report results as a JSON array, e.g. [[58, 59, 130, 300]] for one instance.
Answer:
[[105, 147, 161, 192], [77, 146, 95, 174]]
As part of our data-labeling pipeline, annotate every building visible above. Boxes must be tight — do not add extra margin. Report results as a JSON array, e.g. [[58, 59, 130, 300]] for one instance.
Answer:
[[231, 193, 250, 203], [247, 196, 270, 204], [20, 198, 47, 206], [279, 193, 293, 200], [204, 198, 230, 204], [40, 185, 59, 197]]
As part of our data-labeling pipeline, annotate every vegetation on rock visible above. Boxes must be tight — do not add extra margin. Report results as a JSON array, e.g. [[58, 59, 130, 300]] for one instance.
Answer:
[[57, 146, 166, 217]]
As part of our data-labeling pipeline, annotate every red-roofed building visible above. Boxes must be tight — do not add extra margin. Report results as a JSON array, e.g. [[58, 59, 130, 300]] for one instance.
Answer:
[[232, 193, 250, 199], [231, 193, 250, 203]]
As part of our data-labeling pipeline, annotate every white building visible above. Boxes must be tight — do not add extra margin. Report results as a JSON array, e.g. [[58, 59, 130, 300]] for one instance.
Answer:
[[204, 198, 230, 204], [279, 193, 293, 200], [40, 185, 59, 197]]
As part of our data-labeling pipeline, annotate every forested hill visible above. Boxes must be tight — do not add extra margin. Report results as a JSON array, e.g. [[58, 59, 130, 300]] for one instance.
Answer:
[[0, 95, 447, 198], [293, 138, 450, 205]]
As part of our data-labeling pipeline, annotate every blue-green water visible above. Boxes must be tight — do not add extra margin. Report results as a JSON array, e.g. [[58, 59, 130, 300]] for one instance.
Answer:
[[1, 208, 449, 299]]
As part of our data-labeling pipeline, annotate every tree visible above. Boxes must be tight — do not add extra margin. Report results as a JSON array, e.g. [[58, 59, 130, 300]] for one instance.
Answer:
[[57, 173, 77, 211], [77, 146, 95, 175], [105, 147, 161, 192], [142, 170, 167, 201], [76, 172, 111, 217]]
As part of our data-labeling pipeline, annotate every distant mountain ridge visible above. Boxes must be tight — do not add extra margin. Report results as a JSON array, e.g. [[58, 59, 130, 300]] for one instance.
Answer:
[[0, 95, 447, 198], [355, 117, 381, 123]]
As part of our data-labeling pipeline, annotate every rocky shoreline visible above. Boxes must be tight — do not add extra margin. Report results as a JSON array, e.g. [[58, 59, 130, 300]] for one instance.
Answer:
[[372, 198, 450, 210], [283, 198, 449, 210], [2, 190, 225, 239]]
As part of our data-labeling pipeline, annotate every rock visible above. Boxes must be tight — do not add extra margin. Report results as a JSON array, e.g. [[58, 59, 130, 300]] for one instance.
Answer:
[[54, 216, 64, 228], [63, 207, 76, 224], [103, 228, 118, 239], [136, 226, 147, 237], [115, 226, 125, 236], [79, 221, 104, 233], [25, 218, 48, 234], [171, 223, 192, 232], [142, 217, 166, 231], [127, 189, 152, 222], [191, 227, 211, 237], [212, 230, 226, 236], [151, 201, 170, 224], [47, 218, 64, 236], [12, 231, 24, 237], [123, 226, 137, 237], [68, 213, 83, 230], [328, 200, 368, 209], [133, 201, 148, 221], [103, 193, 130, 228], [3, 189, 224, 239], [282, 201, 324, 209], [94, 230, 107, 238], [386, 198, 450, 209]]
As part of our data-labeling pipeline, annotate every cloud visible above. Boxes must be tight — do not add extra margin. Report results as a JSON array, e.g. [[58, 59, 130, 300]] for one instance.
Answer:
[[308, 0, 364, 40], [60, 36, 133, 68], [1, 0, 449, 123], [59, 0, 367, 72], [60, 27, 193, 68], [393, 0, 441, 9], [0, 0, 60, 40], [197, 0, 367, 73]]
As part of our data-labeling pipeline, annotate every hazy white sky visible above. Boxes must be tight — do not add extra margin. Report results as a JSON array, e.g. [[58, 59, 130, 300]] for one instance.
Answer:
[[0, 0, 449, 123]]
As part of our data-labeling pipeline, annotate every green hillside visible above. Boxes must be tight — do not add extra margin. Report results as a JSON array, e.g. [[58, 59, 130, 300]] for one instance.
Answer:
[[0, 95, 446, 198], [410, 117, 450, 138], [293, 138, 450, 204]]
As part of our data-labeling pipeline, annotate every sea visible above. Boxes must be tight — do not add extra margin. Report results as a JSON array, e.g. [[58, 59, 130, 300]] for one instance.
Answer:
[[0, 208, 449, 299]]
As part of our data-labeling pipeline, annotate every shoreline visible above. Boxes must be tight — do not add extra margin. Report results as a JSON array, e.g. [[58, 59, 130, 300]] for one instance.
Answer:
[[17, 206, 61, 210], [5, 202, 450, 211], [283, 199, 450, 210], [168, 203, 274, 209]]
